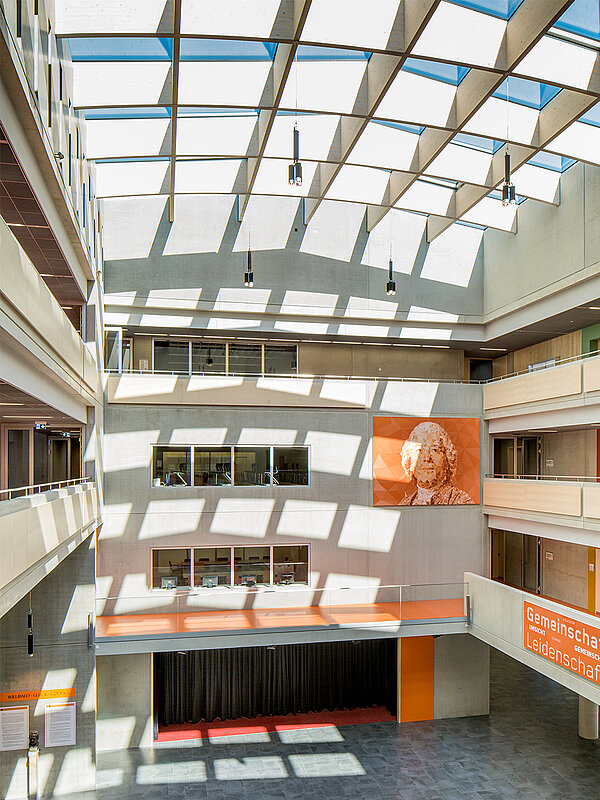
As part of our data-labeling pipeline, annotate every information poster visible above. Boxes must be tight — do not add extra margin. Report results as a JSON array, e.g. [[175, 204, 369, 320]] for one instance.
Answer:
[[0, 706, 29, 751], [45, 702, 76, 747]]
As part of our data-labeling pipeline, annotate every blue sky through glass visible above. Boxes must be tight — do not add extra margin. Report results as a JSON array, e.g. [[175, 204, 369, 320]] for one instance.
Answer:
[[445, 0, 524, 20], [403, 58, 470, 85], [494, 77, 561, 109], [68, 38, 173, 60], [555, 0, 600, 41]]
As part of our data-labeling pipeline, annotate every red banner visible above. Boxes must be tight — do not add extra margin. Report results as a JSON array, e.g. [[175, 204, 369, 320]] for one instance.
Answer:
[[524, 601, 600, 685]]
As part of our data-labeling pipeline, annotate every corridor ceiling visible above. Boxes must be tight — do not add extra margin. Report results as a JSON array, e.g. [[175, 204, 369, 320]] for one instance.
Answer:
[[55, 0, 600, 238]]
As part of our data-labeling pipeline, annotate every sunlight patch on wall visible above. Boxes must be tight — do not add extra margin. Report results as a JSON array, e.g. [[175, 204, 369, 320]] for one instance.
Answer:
[[235, 196, 300, 251], [210, 498, 275, 537], [146, 288, 203, 309], [100, 196, 167, 261], [237, 428, 299, 445], [104, 431, 160, 471], [61, 584, 95, 633], [277, 500, 339, 540], [138, 499, 205, 539], [215, 287, 272, 314], [338, 505, 400, 553], [380, 381, 439, 415], [344, 295, 398, 320], [300, 200, 365, 262], [164, 195, 236, 254], [362, 209, 426, 274], [281, 290, 339, 317], [420, 223, 482, 287], [274, 320, 330, 334], [303, 431, 362, 475], [167, 427, 228, 444]]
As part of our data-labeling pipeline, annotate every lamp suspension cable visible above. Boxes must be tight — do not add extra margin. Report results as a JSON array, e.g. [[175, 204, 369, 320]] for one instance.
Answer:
[[288, 50, 302, 186], [502, 76, 516, 207]]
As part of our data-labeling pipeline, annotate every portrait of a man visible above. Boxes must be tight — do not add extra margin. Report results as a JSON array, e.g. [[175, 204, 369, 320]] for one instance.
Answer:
[[399, 422, 472, 505], [373, 416, 480, 506]]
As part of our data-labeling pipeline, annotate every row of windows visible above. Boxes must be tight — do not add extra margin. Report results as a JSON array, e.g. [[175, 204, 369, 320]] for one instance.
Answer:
[[152, 545, 310, 589], [153, 446, 309, 487], [104, 334, 298, 375]]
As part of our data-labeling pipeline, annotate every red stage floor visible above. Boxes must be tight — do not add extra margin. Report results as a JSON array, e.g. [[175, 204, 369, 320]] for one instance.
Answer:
[[157, 706, 396, 741]]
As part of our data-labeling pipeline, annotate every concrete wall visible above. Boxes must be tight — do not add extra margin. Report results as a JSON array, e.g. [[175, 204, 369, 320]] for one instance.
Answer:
[[484, 164, 600, 322], [96, 653, 153, 752], [101, 196, 484, 343], [466, 572, 600, 705], [541, 538, 588, 610], [433, 633, 489, 719], [542, 430, 597, 479], [0, 540, 96, 799], [0, 483, 100, 617], [99, 381, 484, 614]]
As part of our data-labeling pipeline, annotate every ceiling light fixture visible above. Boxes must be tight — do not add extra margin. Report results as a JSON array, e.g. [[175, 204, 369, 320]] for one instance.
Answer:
[[386, 257, 396, 296], [288, 124, 302, 186], [502, 78, 517, 207], [244, 241, 254, 288]]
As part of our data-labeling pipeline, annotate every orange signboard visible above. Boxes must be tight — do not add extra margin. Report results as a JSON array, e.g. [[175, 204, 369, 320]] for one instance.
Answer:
[[0, 688, 76, 703], [524, 601, 600, 685]]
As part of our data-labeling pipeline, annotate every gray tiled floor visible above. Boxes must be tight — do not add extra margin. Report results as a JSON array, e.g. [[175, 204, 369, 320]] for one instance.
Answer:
[[92, 650, 599, 800]]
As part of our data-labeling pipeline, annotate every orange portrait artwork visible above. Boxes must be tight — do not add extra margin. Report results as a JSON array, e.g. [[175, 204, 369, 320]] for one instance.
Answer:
[[373, 417, 480, 506]]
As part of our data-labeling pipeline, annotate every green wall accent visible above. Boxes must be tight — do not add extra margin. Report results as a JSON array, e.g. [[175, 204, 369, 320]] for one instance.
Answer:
[[582, 323, 600, 354]]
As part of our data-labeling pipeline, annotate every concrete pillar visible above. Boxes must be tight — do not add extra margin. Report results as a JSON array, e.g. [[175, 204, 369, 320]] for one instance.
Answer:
[[578, 696, 599, 740]]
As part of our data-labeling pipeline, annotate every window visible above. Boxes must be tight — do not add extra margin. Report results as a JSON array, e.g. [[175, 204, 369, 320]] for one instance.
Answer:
[[191, 343, 225, 373], [154, 341, 189, 373], [273, 545, 309, 585], [193, 447, 232, 486], [152, 549, 191, 589], [234, 546, 270, 586], [273, 447, 309, 485], [233, 447, 271, 485], [265, 345, 297, 374], [228, 344, 262, 374], [194, 547, 231, 587], [152, 445, 309, 487], [153, 446, 191, 486], [154, 544, 310, 589]]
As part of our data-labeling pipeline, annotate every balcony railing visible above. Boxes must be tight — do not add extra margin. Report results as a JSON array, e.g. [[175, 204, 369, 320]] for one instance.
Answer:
[[483, 477, 600, 519], [486, 473, 599, 483], [0, 477, 89, 502]]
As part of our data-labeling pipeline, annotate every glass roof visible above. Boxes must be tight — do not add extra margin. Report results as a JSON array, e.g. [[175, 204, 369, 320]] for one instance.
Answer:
[[58, 0, 600, 234]]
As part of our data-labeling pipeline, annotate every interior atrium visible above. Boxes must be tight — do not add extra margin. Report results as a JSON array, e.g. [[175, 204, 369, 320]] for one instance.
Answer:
[[0, 0, 600, 797]]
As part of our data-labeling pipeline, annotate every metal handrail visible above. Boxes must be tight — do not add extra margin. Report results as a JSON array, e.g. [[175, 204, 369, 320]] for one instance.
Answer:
[[485, 473, 600, 483], [0, 477, 90, 502], [105, 368, 486, 385], [484, 350, 600, 383]]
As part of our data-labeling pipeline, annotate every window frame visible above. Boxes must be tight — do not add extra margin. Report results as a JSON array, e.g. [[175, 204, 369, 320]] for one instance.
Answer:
[[149, 338, 298, 376], [151, 543, 311, 590], [151, 445, 310, 488]]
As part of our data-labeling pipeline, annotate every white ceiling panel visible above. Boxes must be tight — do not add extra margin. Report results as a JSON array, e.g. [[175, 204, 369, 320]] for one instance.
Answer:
[[425, 143, 493, 185], [325, 165, 390, 205], [95, 161, 169, 197], [86, 118, 170, 159], [252, 158, 319, 197], [279, 61, 367, 114], [181, 0, 281, 38], [511, 163, 561, 203], [348, 122, 419, 172], [464, 97, 539, 146], [547, 122, 600, 166], [395, 181, 454, 216], [72, 62, 171, 107], [301, 0, 402, 50], [174, 159, 244, 193], [376, 71, 456, 127], [176, 115, 256, 157], [462, 196, 517, 231], [178, 62, 272, 107], [55, 0, 170, 35], [516, 36, 598, 92]]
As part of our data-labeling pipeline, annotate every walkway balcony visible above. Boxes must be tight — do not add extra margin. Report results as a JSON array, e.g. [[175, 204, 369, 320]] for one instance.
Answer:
[[483, 476, 600, 537], [0, 479, 100, 616], [94, 582, 468, 654]]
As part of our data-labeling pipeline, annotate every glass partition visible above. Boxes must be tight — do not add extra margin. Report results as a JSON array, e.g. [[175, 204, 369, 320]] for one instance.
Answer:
[[191, 343, 226, 373], [273, 447, 309, 485], [152, 549, 191, 589], [265, 345, 297, 374], [234, 546, 270, 586], [273, 544, 309, 585], [194, 547, 232, 587], [193, 447, 232, 486], [153, 446, 192, 486], [233, 447, 271, 485], [228, 344, 262, 374], [154, 341, 189, 373]]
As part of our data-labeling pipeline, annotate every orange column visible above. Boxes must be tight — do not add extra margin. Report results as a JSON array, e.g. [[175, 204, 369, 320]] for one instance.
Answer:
[[398, 636, 435, 722]]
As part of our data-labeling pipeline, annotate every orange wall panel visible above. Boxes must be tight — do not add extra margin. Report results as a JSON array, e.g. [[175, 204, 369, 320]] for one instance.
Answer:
[[400, 636, 434, 722]]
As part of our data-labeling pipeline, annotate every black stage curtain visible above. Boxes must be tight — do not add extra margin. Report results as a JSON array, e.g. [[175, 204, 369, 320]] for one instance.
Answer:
[[156, 639, 396, 724]]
